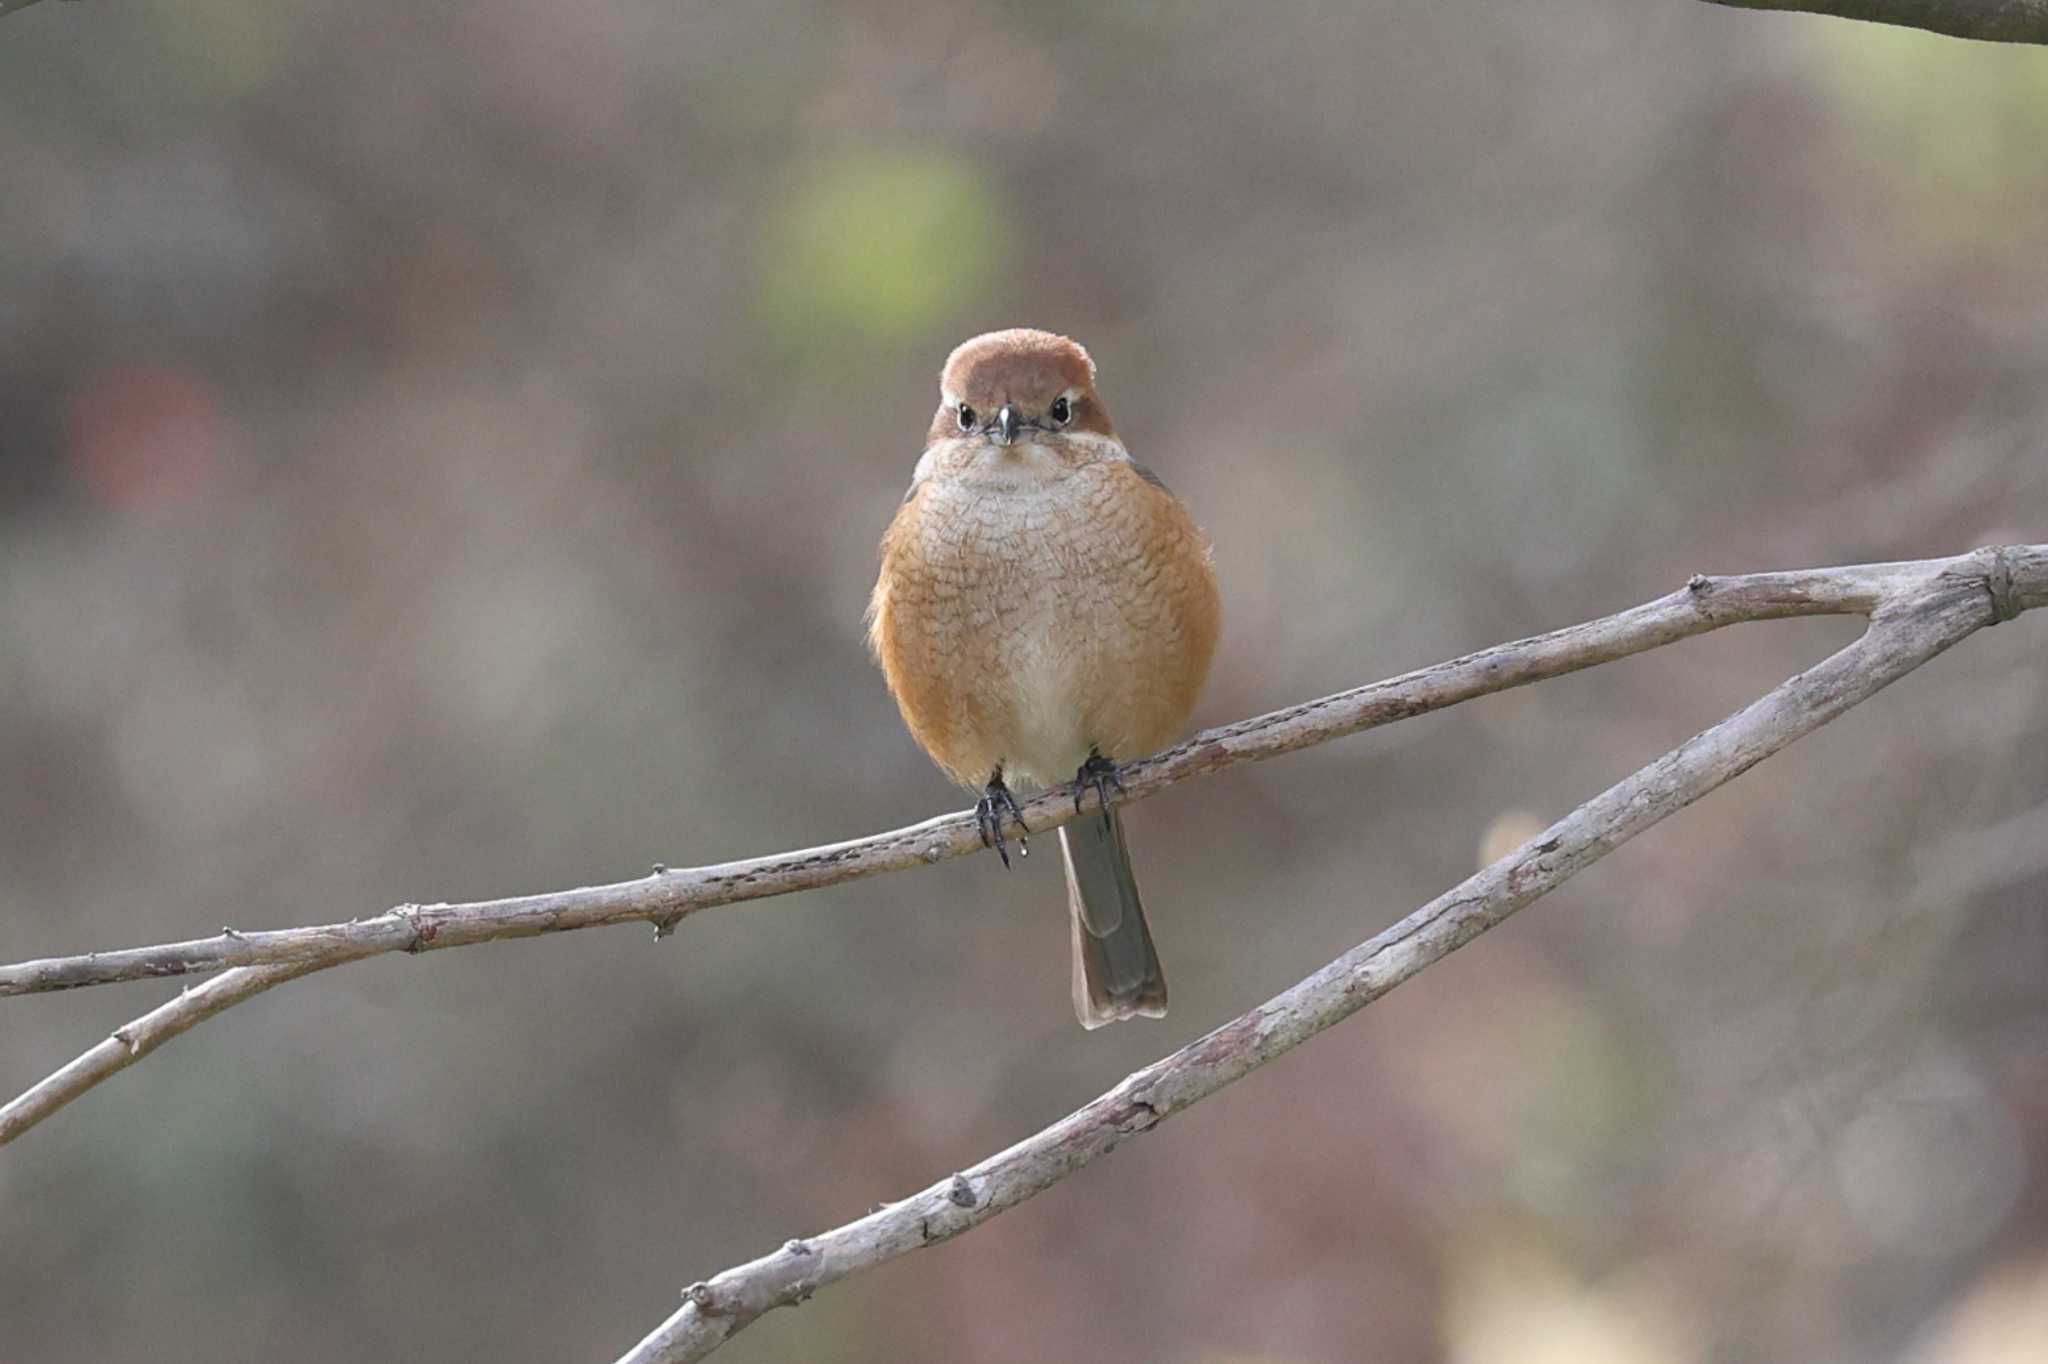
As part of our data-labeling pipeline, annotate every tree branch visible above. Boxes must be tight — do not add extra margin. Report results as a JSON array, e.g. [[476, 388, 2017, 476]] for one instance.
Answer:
[[0, 962, 314, 1145], [0, 547, 2040, 1149], [1696, 0, 2048, 43], [0, 553, 2007, 1001], [613, 549, 2031, 1364]]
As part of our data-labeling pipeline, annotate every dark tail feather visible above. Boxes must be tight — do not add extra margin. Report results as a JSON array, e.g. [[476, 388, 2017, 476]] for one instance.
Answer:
[[1059, 807, 1167, 1029]]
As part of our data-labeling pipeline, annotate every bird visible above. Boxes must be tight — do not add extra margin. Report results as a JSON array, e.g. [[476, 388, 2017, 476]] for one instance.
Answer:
[[868, 328, 1221, 1028]]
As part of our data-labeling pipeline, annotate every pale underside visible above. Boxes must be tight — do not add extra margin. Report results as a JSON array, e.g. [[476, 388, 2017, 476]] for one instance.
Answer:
[[871, 439, 1219, 792]]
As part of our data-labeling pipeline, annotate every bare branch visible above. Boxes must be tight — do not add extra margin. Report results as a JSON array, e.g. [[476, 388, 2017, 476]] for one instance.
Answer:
[[613, 555, 2017, 1364], [0, 547, 2040, 1150], [1, 552, 2017, 1001], [1695, 0, 2048, 42], [0, 961, 315, 1144]]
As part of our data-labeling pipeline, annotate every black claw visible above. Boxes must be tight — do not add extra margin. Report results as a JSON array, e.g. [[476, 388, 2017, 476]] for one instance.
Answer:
[[976, 773, 1029, 868], [1071, 751, 1126, 828]]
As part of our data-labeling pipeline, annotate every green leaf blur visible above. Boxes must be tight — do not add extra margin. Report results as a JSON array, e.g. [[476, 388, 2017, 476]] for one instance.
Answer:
[[756, 150, 1006, 359]]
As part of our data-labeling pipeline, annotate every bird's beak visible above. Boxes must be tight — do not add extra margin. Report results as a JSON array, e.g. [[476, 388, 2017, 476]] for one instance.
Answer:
[[994, 405, 1021, 447]]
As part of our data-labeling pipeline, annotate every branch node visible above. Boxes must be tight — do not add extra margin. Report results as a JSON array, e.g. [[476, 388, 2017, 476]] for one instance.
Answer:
[[112, 1025, 140, 1056], [652, 915, 682, 940], [683, 1282, 720, 1313], [1687, 572, 1710, 594], [651, 863, 668, 876], [947, 1174, 977, 1208], [783, 1238, 812, 1257], [1984, 547, 2020, 623], [221, 926, 245, 941], [1120, 1095, 1163, 1134], [396, 906, 437, 954]]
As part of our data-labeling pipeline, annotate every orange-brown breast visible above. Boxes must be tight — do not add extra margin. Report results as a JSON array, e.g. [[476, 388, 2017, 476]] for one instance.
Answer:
[[870, 456, 1219, 791]]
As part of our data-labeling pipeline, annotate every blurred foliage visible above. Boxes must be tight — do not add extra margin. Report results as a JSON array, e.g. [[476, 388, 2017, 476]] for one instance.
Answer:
[[143, 0, 299, 104], [1444, 1234, 1700, 1364], [758, 150, 1007, 361], [1820, 25, 2048, 256]]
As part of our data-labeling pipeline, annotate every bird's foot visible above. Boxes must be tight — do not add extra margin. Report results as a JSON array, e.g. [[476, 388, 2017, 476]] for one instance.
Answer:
[[975, 774, 1029, 868], [1071, 751, 1127, 828]]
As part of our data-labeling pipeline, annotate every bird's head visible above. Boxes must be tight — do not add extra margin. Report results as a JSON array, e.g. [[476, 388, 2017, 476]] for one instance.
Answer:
[[927, 329, 1119, 458]]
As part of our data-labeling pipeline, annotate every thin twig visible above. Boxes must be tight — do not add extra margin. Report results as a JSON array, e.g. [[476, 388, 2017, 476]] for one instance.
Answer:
[[0, 962, 315, 1144], [1696, 0, 2048, 43], [0, 547, 2041, 1150], [613, 554, 2022, 1364]]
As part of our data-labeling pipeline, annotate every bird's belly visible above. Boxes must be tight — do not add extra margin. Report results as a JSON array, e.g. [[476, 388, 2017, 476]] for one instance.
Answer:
[[995, 610, 1093, 788], [880, 471, 1207, 793]]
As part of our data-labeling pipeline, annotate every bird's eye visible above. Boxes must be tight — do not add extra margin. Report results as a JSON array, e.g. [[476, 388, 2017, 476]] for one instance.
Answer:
[[1049, 396, 1072, 426], [957, 404, 977, 432]]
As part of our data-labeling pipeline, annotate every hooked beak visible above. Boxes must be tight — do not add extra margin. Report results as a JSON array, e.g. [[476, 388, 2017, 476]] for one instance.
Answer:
[[992, 404, 1021, 447]]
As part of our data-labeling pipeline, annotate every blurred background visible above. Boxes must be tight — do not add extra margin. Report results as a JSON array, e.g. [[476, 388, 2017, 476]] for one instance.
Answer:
[[2, 2, 2046, 1360]]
